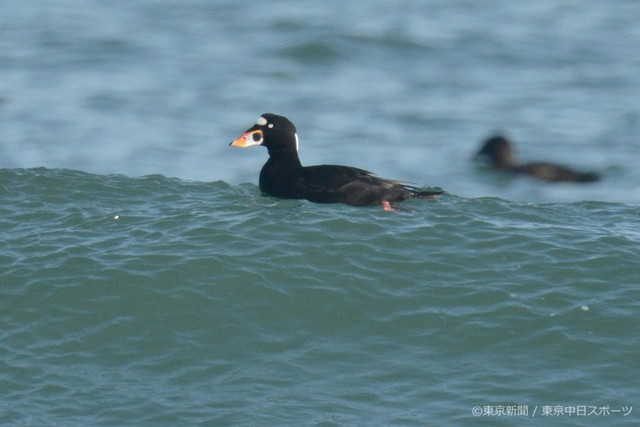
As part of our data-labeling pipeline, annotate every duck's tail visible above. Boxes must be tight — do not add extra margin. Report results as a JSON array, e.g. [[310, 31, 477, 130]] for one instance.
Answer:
[[575, 172, 600, 183], [406, 186, 446, 199]]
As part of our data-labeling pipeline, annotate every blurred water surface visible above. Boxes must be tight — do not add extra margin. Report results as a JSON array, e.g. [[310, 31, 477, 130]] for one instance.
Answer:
[[1, 0, 638, 201]]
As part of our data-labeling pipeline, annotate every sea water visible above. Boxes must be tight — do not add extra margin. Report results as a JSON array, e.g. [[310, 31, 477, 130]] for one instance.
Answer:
[[1, 1, 639, 425]]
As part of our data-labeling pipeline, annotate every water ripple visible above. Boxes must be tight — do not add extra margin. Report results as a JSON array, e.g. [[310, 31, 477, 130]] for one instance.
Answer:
[[1, 169, 639, 425]]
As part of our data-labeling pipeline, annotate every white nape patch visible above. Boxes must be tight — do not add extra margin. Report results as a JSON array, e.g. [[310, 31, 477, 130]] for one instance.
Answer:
[[256, 116, 268, 126], [294, 133, 299, 152]]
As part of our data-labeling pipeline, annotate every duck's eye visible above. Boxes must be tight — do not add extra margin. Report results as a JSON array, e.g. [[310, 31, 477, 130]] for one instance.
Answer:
[[268, 123, 274, 129]]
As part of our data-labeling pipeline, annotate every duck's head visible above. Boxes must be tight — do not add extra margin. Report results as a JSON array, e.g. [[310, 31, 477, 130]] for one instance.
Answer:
[[475, 135, 517, 168], [230, 113, 299, 155]]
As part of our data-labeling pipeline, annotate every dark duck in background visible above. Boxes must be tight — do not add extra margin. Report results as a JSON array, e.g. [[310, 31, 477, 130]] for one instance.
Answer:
[[230, 113, 444, 209], [475, 135, 600, 183]]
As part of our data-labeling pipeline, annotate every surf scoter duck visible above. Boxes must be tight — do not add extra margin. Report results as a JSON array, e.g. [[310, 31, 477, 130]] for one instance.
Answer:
[[475, 135, 600, 183], [230, 113, 444, 208]]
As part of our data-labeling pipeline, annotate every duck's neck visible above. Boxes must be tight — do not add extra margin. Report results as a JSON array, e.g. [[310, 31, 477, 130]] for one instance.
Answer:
[[494, 147, 517, 169], [265, 145, 303, 170], [258, 146, 304, 197]]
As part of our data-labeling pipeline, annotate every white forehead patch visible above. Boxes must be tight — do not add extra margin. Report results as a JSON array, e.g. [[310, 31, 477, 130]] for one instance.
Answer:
[[256, 116, 268, 126]]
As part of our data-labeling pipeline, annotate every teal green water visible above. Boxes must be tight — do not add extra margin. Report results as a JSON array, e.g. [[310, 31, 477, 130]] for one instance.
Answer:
[[2, 168, 639, 425]]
